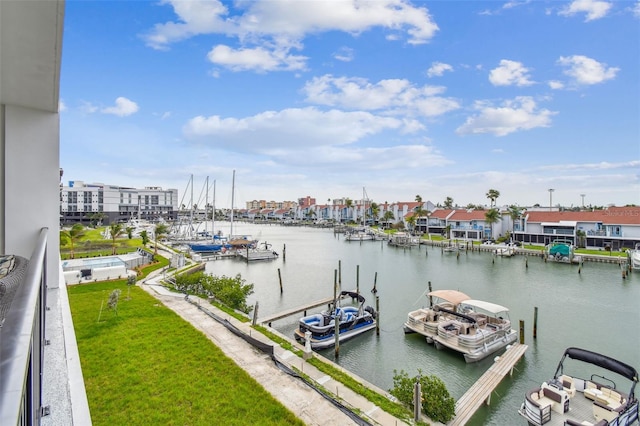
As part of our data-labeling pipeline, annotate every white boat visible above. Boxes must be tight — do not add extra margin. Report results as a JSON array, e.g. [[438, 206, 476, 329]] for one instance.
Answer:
[[495, 244, 517, 257], [236, 241, 279, 262], [433, 299, 518, 363], [403, 289, 471, 344], [628, 243, 640, 270], [293, 291, 377, 350], [344, 226, 376, 241], [388, 232, 420, 247], [519, 347, 639, 426]]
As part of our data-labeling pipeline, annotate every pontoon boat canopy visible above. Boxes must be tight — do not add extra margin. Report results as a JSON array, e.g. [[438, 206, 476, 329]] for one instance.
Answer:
[[428, 290, 470, 305], [563, 347, 639, 383], [462, 300, 509, 314]]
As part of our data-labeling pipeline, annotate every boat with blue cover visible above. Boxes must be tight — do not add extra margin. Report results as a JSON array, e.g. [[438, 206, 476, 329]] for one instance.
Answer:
[[294, 291, 377, 350]]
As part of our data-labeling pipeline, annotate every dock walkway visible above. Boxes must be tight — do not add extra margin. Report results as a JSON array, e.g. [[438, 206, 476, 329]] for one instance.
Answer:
[[259, 291, 358, 325], [449, 343, 528, 426]]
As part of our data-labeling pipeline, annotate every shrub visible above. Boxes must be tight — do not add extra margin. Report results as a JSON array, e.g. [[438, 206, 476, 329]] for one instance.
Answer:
[[173, 271, 254, 313], [390, 369, 456, 423]]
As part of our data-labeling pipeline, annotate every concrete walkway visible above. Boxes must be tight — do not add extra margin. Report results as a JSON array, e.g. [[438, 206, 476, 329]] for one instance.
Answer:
[[140, 249, 414, 425]]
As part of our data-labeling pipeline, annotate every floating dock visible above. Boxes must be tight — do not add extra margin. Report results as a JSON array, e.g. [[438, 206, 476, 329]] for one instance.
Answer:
[[449, 343, 528, 426]]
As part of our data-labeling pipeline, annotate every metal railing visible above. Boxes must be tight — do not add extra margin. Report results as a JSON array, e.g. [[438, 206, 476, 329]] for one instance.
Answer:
[[0, 228, 48, 425]]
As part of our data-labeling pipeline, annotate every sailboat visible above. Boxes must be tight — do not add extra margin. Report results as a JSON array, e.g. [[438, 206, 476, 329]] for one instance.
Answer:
[[344, 187, 376, 242], [188, 178, 231, 253]]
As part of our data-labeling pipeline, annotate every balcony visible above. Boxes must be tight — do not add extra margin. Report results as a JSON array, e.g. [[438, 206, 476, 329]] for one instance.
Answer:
[[0, 229, 91, 425]]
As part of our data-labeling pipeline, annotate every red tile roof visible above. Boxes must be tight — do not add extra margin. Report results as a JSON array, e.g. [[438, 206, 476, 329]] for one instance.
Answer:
[[449, 209, 490, 221], [526, 207, 640, 225]]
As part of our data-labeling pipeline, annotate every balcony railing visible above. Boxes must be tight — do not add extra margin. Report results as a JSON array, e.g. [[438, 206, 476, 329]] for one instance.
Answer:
[[0, 228, 48, 425]]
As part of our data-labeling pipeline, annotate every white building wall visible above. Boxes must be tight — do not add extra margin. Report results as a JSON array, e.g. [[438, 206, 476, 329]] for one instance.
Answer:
[[2, 105, 61, 289]]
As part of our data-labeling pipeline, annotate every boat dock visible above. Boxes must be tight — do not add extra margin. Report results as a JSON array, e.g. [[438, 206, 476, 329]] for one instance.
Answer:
[[259, 291, 357, 326], [449, 343, 528, 426]]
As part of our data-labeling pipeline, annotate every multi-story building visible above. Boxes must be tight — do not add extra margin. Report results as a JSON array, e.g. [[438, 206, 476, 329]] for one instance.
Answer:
[[60, 181, 178, 225], [245, 199, 297, 210]]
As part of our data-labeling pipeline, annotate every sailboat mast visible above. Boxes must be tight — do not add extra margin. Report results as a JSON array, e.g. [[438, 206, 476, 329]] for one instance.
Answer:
[[212, 179, 216, 242], [230, 170, 235, 237], [205, 176, 209, 239]]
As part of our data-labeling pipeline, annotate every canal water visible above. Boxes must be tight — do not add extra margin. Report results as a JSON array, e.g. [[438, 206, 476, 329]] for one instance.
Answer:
[[204, 222, 640, 425]]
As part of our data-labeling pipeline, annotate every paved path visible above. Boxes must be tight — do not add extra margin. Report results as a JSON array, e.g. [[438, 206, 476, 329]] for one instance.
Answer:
[[140, 250, 414, 425]]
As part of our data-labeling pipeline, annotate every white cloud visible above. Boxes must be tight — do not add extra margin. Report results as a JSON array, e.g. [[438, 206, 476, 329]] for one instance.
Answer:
[[634, 2, 640, 18], [59, 100, 66, 112], [144, 0, 439, 71], [268, 143, 451, 168], [183, 107, 416, 152], [333, 47, 354, 62], [302, 74, 460, 117], [101, 97, 139, 117], [456, 96, 556, 136], [489, 60, 534, 86], [207, 45, 307, 72], [427, 62, 453, 78], [548, 80, 565, 90], [79, 101, 98, 114], [558, 0, 612, 22], [557, 55, 619, 85]]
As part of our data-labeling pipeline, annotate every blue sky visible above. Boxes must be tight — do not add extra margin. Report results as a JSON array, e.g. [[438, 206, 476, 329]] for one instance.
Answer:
[[60, 0, 640, 209]]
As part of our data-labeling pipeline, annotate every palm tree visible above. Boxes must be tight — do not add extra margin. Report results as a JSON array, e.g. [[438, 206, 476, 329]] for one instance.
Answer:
[[382, 210, 395, 228], [486, 189, 500, 208], [109, 222, 125, 255], [154, 223, 169, 255], [370, 202, 379, 224], [444, 197, 454, 209], [406, 214, 416, 233], [60, 223, 85, 259], [507, 205, 522, 238], [484, 208, 501, 241], [345, 198, 353, 223], [88, 212, 105, 228]]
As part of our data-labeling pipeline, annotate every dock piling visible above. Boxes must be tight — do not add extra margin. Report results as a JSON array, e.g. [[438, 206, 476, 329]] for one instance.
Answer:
[[278, 268, 283, 293], [519, 320, 525, 344], [533, 307, 538, 339]]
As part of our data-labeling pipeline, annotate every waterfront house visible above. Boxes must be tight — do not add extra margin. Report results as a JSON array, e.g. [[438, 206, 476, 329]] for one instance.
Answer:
[[517, 207, 640, 250]]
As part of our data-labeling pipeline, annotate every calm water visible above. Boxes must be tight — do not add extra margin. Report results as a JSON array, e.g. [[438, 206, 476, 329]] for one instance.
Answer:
[[204, 222, 640, 425]]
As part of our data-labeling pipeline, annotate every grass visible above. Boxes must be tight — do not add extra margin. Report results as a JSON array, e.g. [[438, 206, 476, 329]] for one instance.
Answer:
[[253, 325, 415, 424], [69, 278, 304, 426]]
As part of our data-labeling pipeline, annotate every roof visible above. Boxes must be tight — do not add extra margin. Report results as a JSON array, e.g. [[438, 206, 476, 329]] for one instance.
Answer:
[[448, 209, 490, 221], [430, 209, 453, 219], [462, 300, 509, 314], [428, 290, 470, 305], [526, 207, 640, 225]]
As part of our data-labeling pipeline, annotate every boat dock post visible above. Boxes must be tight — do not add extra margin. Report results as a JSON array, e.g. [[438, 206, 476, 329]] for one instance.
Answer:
[[449, 343, 528, 426]]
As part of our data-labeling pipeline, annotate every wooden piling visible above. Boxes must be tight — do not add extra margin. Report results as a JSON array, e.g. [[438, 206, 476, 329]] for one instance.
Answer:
[[519, 320, 525, 344], [334, 270, 340, 357], [283, 243, 286, 261], [376, 295, 380, 336], [356, 265, 360, 295], [252, 301, 259, 325], [428, 281, 433, 306], [278, 268, 283, 293], [533, 307, 538, 339]]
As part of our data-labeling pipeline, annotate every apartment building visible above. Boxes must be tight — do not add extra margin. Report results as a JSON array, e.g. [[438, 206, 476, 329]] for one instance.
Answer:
[[60, 181, 178, 225]]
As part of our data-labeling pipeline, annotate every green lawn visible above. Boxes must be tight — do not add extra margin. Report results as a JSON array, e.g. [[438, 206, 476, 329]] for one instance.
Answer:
[[69, 280, 304, 426]]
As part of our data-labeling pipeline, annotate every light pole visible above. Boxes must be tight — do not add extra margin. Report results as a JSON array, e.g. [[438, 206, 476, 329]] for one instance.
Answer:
[[580, 194, 585, 209], [548, 189, 554, 211]]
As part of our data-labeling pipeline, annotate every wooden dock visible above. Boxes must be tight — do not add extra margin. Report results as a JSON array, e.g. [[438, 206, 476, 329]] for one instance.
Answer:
[[449, 343, 528, 426], [258, 291, 358, 325]]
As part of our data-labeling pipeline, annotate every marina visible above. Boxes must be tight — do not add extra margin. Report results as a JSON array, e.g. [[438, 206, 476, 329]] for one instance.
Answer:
[[203, 222, 639, 425]]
